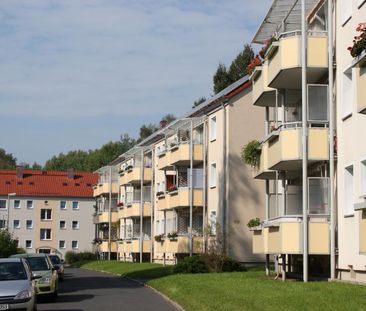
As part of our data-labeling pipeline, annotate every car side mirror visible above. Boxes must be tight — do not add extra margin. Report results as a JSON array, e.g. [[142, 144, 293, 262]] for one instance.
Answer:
[[31, 274, 42, 280]]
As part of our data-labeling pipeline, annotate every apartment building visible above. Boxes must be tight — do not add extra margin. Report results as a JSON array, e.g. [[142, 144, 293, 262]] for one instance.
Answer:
[[94, 77, 266, 264], [250, 0, 366, 283], [336, 0, 366, 282], [0, 167, 97, 258]]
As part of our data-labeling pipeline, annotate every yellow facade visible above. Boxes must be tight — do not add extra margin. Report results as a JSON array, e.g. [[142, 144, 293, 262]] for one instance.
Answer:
[[156, 189, 203, 211], [252, 62, 276, 107], [154, 236, 203, 254], [124, 240, 151, 253], [123, 202, 151, 218], [99, 241, 117, 253], [121, 167, 152, 185], [96, 211, 119, 223], [360, 210, 366, 254]]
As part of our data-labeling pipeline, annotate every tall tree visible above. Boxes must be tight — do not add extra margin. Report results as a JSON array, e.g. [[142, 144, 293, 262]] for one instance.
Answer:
[[162, 114, 176, 124], [0, 148, 17, 169], [137, 123, 159, 143], [213, 63, 231, 94], [193, 96, 206, 108], [228, 44, 254, 82]]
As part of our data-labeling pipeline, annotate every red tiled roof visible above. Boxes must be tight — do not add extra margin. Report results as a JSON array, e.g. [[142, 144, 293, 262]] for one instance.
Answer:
[[0, 170, 98, 198]]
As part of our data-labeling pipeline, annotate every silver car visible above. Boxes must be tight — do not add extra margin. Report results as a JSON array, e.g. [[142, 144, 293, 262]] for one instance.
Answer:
[[0, 257, 40, 311]]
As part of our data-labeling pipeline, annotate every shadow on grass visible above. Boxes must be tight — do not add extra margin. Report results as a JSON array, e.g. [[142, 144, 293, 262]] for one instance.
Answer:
[[123, 266, 175, 281]]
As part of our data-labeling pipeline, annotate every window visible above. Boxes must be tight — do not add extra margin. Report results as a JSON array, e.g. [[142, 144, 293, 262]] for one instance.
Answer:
[[343, 70, 353, 118], [26, 220, 33, 229], [25, 240, 32, 249], [344, 165, 354, 215], [0, 220, 5, 229], [361, 160, 366, 196], [341, 0, 352, 25], [72, 241, 78, 249], [60, 201, 66, 210], [0, 200, 6, 209], [40, 209, 52, 220], [210, 116, 217, 141], [14, 200, 20, 209], [59, 220, 66, 230], [40, 229, 51, 240], [59, 240, 66, 249], [13, 220, 20, 229], [210, 163, 217, 188], [72, 201, 79, 210], [26, 200, 33, 209], [72, 221, 79, 230]]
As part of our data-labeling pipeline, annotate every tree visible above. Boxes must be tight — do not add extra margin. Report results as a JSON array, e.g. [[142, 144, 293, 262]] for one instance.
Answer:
[[0, 148, 17, 169], [162, 114, 176, 124], [137, 123, 159, 143], [213, 63, 231, 94], [0, 230, 18, 258], [193, 96, 206, 108], [228, 44, 254, 82]]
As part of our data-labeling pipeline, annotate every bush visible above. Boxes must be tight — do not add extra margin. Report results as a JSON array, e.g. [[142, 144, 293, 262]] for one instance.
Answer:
[[241, 140, 261, 167], [222, 257, 245, 272], [247, 218, 261, 228], [174, 256, 209, 274], [200, 253, 244, 272], [65, 251, 98, 264]]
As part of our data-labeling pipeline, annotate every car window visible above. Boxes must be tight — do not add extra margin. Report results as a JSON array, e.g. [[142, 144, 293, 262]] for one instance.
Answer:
[[0, 262, 27, 281], [49, 255, 61, 265], [26, 257, 50, 271]]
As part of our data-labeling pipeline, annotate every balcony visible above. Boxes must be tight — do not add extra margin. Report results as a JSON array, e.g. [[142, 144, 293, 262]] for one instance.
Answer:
[[267, 31, 328, 89], [267, 125, 329, 171], [123, 202, 151, 218], [253, 142, 276, 180], [124, 240, 151, 253], [252, 220, 329, 255], [360, 210, 366, 253], [251, 62, 276, 107], [354, 52, 366, 114], [95, 210, 119, 224], [99, 241, 118, 253], [120, 167, 152, 185], [156, 189, 203, 211], [93, 182, 118, 197], [154, 236, 203, 253]]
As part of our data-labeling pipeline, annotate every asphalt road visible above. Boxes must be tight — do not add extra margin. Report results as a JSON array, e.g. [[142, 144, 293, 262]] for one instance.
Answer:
[[37, 268, 178, 311]]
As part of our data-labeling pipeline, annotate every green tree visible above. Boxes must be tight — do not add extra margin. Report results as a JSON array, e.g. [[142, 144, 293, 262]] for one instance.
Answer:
[[228, 44, 254, 82], [137, 123, 159, 143], [213, 63, 231, 94], [162, 114, 176, 124], [0, 148, 17, 169], [193, 96, 206, 108], [0, 230, 18, 258]]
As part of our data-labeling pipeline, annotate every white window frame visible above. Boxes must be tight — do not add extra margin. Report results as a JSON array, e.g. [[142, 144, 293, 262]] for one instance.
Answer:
[[361, 158, 366, 197], [72, 201, 79, 210], [72, 240, 79, 249], [40, 228, 52, 241], [72, 221, 79, 230], [13, 220, 20, 229], [26, 200, 33, 209], [59, 220, 66, 230], [25, 240, 32, 249], [26, 220, 33, 229], [60, 201, 67, 210], [210, 163, 217, 188], [344, 164, 354, 216], [342, 69, 353, 119], [0, 200, 6, 209], [209, 116, 217, 142], [59, 240, 66, 249], [14, 200, 21, 209], [40, 209, 52, 221]]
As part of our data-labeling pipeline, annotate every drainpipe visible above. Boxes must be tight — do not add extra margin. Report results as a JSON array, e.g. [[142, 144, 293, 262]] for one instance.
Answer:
[[108, 166, 112, 261], [328, 0, 335, 280], [301, 0, 309, 282], [189, 119, 194, 256], [221, 101, 228, 255], [140, 149, 144, 263], [203, 119, 207, 253], [150, 149, 154, 263]]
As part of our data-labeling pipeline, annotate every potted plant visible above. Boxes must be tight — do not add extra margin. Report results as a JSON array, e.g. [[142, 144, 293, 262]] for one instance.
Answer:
[[246, 55, 262, 76], [241, 140, 261, 167], [247, 218, 261, 228], [167, 231, 178, 240], [168, 185, 178, 193], [126, 164, 133, 171], [156, 191, 165, 197], [154, 234, 165, 243], [170, 141, 178, 149], [117, 202, 124, 207], [348, 22, 366, 58], [259, 36, 278, 59], [92, 238, 103, 245]]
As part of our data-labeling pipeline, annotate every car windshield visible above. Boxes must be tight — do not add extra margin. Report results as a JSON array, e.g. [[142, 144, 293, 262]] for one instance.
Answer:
[[0, 262, 27, 281], [26, 257, 49, 271], [48, 255, 60, 265]]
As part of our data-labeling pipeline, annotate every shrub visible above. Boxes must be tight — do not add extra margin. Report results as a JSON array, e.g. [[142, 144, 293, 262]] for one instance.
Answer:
[[174, 256, 209, 274], [222, 257, 245, 272], [16, 247, 26, 254], [241, 140, 261, 167], [247, 218, 261, 228], [65, 251, 98, 264]]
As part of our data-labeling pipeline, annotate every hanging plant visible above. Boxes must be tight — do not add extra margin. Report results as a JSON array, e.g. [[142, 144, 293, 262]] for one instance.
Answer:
[[154, 234, 165, 243], [259, 36, 278, 59], [348, 22, 366, 58], [247, 218, 261, 228], [246, 56, 262, 75], [241, 140, 261, 167], [167, 231, 178, 240]]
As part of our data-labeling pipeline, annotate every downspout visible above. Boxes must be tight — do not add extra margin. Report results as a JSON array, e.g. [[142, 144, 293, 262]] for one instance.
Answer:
[[203, 119, 207, 253], [301, 0, 309, 282], [140, 149, 144, 263], [222, 101, 228, 255], [189, 119, 194, 256], [150, 149, 154, 263], [108, 166, 112, 261], [328, 0, 335, 280]]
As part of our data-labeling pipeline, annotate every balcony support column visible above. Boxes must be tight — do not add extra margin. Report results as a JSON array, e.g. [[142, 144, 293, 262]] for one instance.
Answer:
[[140, 149, 144, 263], [108, 166, 112, 261], [265, 254, 270, 276], [150, 149, 154, 263], [328, 0, 336, 281], [203, 119, 208, 253], [189, 119, 193, 257], [282, 254, 286, 281], [301, 0, 308, 282]]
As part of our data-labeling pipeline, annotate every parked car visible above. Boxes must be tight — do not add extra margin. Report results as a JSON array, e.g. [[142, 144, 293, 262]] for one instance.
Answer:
[[47, 255, 64, 281], [0, 257, 40, 311], [11, 254, 58, 301]]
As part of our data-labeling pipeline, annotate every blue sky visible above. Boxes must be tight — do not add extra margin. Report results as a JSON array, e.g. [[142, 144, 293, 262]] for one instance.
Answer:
[[0, 0, 271, 165]]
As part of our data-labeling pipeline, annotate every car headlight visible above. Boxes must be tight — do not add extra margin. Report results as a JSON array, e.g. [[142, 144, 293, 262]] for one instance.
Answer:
[[14, 289, 32, 300], [39, 277, 51, 284]]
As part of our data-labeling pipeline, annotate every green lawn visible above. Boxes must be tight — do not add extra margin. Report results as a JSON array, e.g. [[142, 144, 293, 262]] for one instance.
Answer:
[[80, 261, 366, 311]]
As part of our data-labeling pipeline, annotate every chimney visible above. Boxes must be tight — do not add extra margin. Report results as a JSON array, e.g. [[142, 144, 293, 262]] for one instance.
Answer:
[[16, 166, 24, 179], [67, 168, 75, 180], [159, 119, 167, 129]]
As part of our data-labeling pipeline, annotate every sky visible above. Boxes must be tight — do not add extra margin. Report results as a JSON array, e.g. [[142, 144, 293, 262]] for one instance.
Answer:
[[0, 0, 272, 165]]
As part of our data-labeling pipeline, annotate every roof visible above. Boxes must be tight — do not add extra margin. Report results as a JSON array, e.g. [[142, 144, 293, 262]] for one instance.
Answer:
[[0, 170, 97, 198], [0, 257, 22, 262], [10, 253, 48, 258], [252, 0, 320, 44]]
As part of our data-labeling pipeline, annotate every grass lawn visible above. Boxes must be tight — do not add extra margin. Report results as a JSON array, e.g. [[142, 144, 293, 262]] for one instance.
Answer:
[[80, 261, 366, 311]]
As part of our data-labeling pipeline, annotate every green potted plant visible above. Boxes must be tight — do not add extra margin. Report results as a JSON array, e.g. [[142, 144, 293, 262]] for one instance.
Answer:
[[167, 231, 178, 240], [154, 234, 165, 243], [241, 140, 261, 167], [247, 218, 261, 228]]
